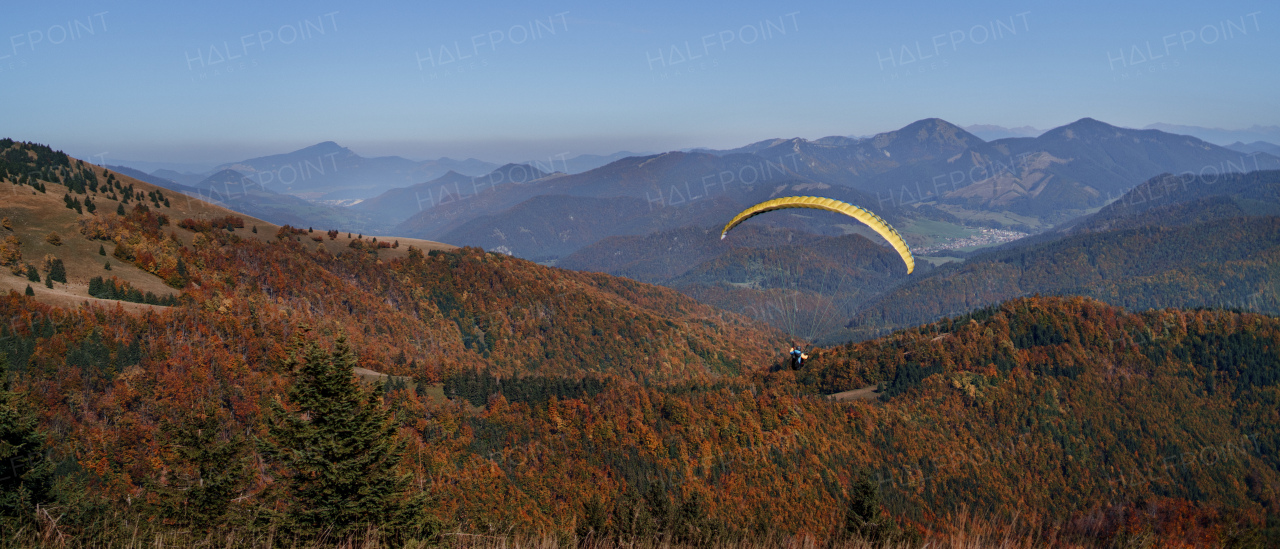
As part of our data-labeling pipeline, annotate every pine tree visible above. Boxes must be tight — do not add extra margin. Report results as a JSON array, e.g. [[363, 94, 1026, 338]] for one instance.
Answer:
[[116, 203, 125, 216], [98, 244, 106, 256], [43, 275, 52, 289], [23, 285, 33, 296], [25, 265, 39, 283], [0, 355, 56, 529], [261, 333, 433, 542]]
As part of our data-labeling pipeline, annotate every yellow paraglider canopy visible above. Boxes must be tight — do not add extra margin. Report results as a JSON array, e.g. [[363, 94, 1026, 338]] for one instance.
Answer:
[[720, 196, 915, 274]]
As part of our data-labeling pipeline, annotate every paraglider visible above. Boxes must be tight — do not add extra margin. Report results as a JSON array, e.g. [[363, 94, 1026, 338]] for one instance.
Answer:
[[720, 196, 915, 274], [789, 344, 808, 369]]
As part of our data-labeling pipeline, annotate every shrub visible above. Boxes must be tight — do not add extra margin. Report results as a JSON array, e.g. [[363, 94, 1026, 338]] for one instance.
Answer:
[[0, 235, 20, 266]]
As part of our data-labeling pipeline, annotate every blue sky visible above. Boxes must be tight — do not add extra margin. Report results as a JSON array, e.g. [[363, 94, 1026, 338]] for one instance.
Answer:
[[1, 1, 1274, 167]]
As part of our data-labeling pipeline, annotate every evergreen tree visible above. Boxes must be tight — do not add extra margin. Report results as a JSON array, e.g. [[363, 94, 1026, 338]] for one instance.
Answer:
[[24, 265, 39, 283], [841, 472, 913, 543], [148, 407, 250, 530], [116, 203, 125, 216], [843, 474, 881, 539], [43, 276, 52, 289], [46, 258, 66, 284], [261, 333, 433, 542], [0, 355, 56, 529], [98, 244, 106, 256], [23, 285, 33, 297]]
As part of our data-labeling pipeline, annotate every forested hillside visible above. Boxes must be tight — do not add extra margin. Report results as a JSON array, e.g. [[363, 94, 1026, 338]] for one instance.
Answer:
[[1, 142, 1278, 547], [845, 171, 1280, 341]]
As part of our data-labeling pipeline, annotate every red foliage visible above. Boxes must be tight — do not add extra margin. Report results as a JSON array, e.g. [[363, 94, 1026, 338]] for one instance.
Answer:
[[178, 215, 245, 232]]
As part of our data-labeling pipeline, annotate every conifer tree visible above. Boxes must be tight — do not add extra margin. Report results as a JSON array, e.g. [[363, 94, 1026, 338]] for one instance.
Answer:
[[0, 355, 56, 529], [148, 407, 249, 529], [261, 333, 433, 542], [842, 472, 913, 543], [46, 258, 66, 283]]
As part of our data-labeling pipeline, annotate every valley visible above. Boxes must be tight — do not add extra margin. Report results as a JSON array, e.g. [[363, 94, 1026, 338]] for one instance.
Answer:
[[3, 133, 1278, 544]]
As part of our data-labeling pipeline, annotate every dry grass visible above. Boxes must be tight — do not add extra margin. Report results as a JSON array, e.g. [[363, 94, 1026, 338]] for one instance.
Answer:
[[1, 158, 455, 312], [0, 519, 1210, 549]]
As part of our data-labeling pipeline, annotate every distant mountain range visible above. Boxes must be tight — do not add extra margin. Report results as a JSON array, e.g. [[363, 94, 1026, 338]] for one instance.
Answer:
[[351, 164, 555, 228], [1227, 141, 1280, 157], [672, 118, 1279, 219], [1142, 123, 1280, 146], [395, 151, 894, 262], [106, 118, 1280, 270], [220, 117, 1280, 265], [112, 165, 381, 232], [963, 122, 1280, 147], [962, 124, 1043, 141], [204, 141, 500, 201], [105, 165, 202, 195], [112, 145, 652, 206]]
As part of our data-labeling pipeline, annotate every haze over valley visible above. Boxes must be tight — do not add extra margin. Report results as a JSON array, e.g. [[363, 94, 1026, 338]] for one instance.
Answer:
[[2, 2, 1278, 547]]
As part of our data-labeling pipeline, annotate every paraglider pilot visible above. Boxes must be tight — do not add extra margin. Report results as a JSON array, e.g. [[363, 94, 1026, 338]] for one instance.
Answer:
[[789, 343, 808, 370]]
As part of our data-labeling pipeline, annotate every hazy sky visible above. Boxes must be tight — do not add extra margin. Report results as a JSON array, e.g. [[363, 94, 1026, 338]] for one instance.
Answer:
[[1, 1, 1274, 166]]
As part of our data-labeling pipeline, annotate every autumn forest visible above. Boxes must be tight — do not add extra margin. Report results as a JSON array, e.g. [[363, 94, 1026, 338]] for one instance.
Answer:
[[1, 137, 1278, 548]]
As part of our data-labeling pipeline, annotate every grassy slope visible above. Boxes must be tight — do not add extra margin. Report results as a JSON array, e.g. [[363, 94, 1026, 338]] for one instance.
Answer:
[[1, 157, 454, 309]]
